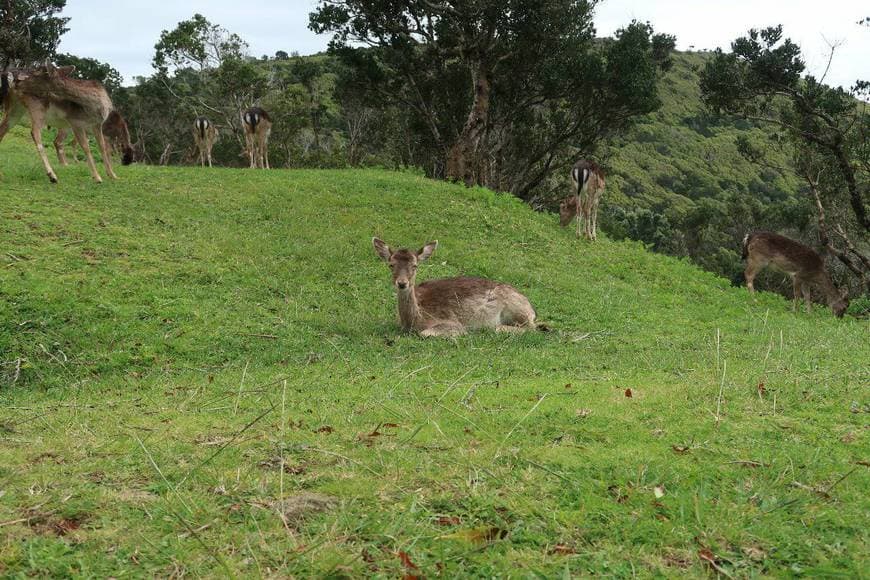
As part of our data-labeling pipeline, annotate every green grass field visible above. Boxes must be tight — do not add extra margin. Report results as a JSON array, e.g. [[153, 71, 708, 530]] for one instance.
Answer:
[[1, 126, 868, 577]]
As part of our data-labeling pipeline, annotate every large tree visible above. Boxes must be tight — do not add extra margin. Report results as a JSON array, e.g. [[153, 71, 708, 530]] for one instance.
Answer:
[[700, 25, 869, 233], [311, 0, 674, 190], [700, 25, 870, 293], [0, 0, 68, 68]]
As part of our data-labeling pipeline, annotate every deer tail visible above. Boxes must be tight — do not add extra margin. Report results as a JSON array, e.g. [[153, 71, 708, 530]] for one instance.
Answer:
[[741, 233, 751, 260]]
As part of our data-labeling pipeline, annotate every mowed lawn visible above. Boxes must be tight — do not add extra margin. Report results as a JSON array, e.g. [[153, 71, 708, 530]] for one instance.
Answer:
[[1, 127, 868, 577]]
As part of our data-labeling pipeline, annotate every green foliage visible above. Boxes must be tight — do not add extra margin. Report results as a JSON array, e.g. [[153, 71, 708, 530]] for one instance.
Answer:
[[311, 1, 673, 191], [54, 52, 123, 95], [152, 13, 247, 73], [0, 0, 68, 66], [1, 126, 868, 576], [700, 25, 869, 236]]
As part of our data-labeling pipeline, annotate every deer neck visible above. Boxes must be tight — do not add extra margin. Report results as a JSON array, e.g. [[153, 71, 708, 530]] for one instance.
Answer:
[[397, 286, 422, 331]]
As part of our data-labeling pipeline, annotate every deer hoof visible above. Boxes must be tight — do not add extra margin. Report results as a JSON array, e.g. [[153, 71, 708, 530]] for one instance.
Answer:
[[48, 173, 58, 184]]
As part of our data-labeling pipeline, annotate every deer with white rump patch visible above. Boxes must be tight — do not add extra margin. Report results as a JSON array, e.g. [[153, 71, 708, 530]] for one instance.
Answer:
[[241, 107, 271, 169], [193, 117, 218, 167], [743, 231, 849, 318], [0, 63, 132, 183], [373, 238, 538, 337], [560, 159, 605, 240]]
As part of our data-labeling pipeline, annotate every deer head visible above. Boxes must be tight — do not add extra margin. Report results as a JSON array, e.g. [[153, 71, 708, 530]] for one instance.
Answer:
[[832, 288, 849, 318], [559, 196, 578, 227], [373, 238, 437, 291]]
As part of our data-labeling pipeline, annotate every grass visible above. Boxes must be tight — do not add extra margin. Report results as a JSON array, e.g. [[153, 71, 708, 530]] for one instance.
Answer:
[[1, 126, 868, 577]]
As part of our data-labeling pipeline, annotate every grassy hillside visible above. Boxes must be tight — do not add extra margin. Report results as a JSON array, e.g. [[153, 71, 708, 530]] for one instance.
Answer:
[[1, 126, 868, 577]]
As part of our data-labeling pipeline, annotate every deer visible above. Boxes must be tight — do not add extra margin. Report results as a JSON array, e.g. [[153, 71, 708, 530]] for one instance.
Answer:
[[241, 107, 271, 169], [743, 231, 849, 318], [560, 159, 605, 240], [53, 110, 134, 167], [373, 238, 538, 337], [0, 63, 131, 183], [193, 116, 218, 167]]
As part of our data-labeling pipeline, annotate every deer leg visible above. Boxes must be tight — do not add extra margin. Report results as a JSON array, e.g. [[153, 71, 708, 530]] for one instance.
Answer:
[[95, 129, 118, 180], [791, 276, 802, 312], [244, 133, 253, 168], [420, 321, 465, 338], [72, 126, 102, 183], [207, 144, 213, 168], [263, 135, 270, 169], [0, 115, 11, 143], [29, 114, 59, 183], [54, 128, 70, 166], [744, 256, 761, 295], [800, 279, 813, 313], [591, 194, 601, 241]]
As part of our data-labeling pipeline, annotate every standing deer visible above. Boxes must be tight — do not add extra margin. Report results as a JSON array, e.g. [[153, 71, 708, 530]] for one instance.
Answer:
[[193, 116, 218, 167], [53, 110, 134, 166], [743, 231, 849, 318], [560, 159, 605, 240], [0, 64, 130, 183], [241, 107, 271, 169], [373, 238, 537, 337]]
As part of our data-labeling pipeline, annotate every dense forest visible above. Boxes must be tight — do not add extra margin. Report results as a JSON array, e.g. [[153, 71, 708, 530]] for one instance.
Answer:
[[2, 4, 868, 309]]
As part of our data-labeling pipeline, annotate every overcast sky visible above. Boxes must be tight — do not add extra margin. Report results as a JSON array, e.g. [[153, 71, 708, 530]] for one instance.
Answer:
[[59, 0, 869, 90]]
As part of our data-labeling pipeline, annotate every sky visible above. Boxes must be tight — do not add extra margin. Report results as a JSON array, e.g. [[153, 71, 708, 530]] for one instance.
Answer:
[[58, 0, 869, 90]]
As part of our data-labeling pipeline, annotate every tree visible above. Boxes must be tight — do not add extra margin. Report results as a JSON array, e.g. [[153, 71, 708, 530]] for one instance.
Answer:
[[700, 26, 869, 233], [0, 0, 68, 68], [311, 0, 673, 192], [153, 13, 247, 74]]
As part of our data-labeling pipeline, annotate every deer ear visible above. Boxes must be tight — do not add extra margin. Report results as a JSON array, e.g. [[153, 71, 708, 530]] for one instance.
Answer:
[[372, 237, 391, 262], [418, 241, 437, 262], [57, 65, 76, 77]]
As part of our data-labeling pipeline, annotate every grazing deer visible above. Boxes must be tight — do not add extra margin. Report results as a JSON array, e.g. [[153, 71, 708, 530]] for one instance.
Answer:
[[0, 64, 130, 183], [193, 116, 218, 167], [241, 107, 271, 169], [373, 238, 537, 337], [560, 159, 605, 240], [743, 231, 849, 318], [53, 110, 134, 167]]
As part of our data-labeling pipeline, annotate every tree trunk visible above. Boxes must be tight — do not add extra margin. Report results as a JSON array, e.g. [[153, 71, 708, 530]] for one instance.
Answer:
[[446, 60, 491, 187], [833, 147, 870, 232]]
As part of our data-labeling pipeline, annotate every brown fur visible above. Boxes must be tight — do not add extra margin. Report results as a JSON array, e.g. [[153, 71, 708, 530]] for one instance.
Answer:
[[373, 238, 537, 337], [0, 64, 122, 183], [193, 117, 218, 167], [560, 159, 605, 240], [743, 231, 849, 317], [54, 110, 134, 167], [242, 107, 272, 169]]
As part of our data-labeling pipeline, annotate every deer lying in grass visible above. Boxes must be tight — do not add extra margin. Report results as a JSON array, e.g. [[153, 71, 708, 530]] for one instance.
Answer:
[[0, 64, 130, 183], [193, 117, 218, 167], [743, 231, 849, 318], [241, 107, 271, 169], [373, 238, 537, 337], [560, 159, 605, 240]]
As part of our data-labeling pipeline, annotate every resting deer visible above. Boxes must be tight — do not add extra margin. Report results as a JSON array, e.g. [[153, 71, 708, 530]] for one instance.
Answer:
[[0, 64, 130, 183], [193, 116, 218, 167], [560, 159, 605, 240], [743, 231, 849, 318], [241, 107, 271, 169], [373, 238, 537, 337]]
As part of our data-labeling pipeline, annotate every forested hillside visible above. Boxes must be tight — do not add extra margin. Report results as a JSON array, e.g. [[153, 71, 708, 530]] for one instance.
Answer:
[[603, 51, 808, 287]]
